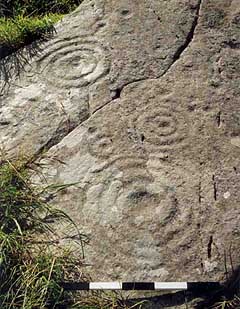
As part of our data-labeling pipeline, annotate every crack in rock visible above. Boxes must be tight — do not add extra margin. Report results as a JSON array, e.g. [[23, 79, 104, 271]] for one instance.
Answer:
[[30, 112, 90, 162], [172, 0, 202, 62], [4, 0, 203, 158], [102, 0, 203, 103]]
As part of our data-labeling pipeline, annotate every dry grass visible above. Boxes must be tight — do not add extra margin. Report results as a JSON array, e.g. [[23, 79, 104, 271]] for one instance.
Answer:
[[0, 158, 86, 308]]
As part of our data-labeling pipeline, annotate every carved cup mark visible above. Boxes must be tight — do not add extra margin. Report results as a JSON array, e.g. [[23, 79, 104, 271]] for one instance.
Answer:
[[36, 37, 110, 89], [132, 104, 187, 162]]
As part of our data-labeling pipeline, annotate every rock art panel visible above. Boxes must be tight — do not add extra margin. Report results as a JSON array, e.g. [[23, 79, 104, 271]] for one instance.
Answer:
[[31, 81, 203, 282], [35, 37, 110, 89], [0, 0, 203, 159], [1, 0, 240, 287], [128, 99, 188, 166]]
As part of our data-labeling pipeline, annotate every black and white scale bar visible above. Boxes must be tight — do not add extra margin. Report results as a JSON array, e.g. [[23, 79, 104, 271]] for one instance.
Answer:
[[61, 281, 221, 291]]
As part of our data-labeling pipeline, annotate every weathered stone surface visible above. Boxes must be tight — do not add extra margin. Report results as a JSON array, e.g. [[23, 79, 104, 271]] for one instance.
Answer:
[[1, 0, 240, 286], [0, 0, 201, 157]]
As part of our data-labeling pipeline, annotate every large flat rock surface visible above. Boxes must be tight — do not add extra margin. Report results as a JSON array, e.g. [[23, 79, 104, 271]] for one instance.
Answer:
[[0, 0, 240, 283]]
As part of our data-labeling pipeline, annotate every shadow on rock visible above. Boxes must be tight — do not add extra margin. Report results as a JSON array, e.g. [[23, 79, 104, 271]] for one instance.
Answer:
[[125, 267, 240, 308], [195, 265, 240, 309], [0, 29, 55, 97]]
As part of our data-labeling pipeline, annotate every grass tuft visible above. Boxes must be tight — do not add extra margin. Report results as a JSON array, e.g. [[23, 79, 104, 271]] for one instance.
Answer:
[[74, 291, 147, 309], [0, 14, 62, 50], [0, 0, 83, 18], [211, 296, 240, 309], [0, 0, 83, 57], [0, 158, 85, 308], [0, 157, 148, 308]]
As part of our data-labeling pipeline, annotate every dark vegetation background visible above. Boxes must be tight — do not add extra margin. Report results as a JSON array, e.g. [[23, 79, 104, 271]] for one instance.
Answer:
[[0, 0, 83, 17]]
